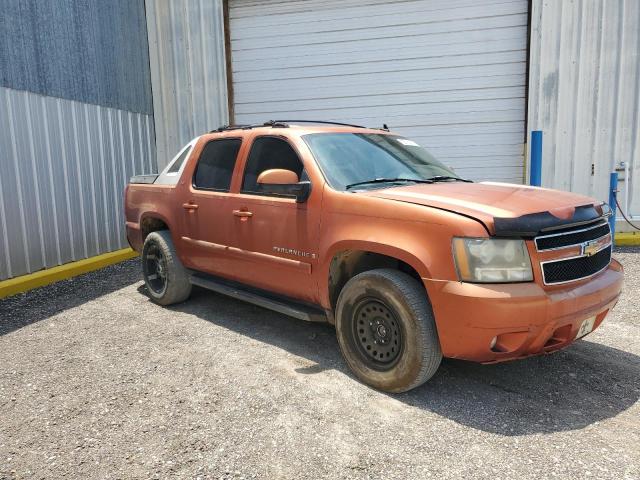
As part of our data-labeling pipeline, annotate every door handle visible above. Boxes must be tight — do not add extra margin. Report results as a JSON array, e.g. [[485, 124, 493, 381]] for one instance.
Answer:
[[182, 202, 199, 211], [232, 209, 253, 218]]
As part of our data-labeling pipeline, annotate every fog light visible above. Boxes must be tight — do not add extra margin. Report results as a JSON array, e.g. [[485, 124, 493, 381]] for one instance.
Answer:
[[489, 336, 497, 349]]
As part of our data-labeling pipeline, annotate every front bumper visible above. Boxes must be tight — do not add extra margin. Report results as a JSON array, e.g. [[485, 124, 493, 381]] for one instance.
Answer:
[[423, 259, 624, 363]]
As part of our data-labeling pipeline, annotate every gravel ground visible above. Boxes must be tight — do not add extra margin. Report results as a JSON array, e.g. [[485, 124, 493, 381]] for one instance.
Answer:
[[0, 248, 639, 479]]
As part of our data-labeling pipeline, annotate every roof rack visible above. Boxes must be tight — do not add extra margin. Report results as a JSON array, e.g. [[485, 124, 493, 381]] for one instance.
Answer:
[[210, 120, 288, 133], [271, 119, 368, 128], [210, 119, 386, 133]]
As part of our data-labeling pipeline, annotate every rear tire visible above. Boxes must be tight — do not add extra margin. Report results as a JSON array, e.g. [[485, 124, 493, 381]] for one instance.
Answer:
[[335, 268, 442, 393], [142, 230, 192, 305]]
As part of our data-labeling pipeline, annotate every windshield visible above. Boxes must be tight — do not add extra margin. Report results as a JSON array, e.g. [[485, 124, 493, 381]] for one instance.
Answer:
[[302, 133, 460, 191]]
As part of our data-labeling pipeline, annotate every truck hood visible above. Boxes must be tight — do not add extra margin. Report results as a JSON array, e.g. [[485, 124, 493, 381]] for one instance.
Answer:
[[362, 182, 604, 236]]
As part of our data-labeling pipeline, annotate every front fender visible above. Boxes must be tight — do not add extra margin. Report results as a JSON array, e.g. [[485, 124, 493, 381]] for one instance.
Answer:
[[316, 192, 488, 309]]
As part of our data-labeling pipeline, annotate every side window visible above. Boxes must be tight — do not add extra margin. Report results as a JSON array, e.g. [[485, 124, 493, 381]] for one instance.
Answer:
[[167, 146, 190, 174], [241, 137, 304, 194], [155, 142, 196, 185], [193, 138, 242, 191]]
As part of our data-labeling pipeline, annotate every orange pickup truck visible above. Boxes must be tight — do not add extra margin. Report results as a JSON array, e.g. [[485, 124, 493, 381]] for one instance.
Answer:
[[125, 120, 623, 392]]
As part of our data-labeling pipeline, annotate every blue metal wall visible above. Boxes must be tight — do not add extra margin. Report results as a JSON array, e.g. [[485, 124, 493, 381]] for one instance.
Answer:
[[0, 0, 155, 281], [0, 0, 152, 114]]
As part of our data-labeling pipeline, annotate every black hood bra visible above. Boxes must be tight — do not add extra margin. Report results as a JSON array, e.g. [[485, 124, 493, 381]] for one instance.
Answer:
[[493, 204, 603, 237]]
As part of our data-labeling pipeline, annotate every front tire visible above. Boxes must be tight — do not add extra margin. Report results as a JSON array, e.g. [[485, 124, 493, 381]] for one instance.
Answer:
[[142, 230, 192, 305], [335, 269, 442, 393]]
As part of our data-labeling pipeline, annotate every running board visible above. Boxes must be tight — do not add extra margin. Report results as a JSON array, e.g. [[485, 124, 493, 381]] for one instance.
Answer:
[[189, 273, 327, 323]]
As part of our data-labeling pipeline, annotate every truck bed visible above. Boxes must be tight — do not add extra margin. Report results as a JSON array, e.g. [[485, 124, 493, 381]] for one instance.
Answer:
[[129, 174, 159, 184]]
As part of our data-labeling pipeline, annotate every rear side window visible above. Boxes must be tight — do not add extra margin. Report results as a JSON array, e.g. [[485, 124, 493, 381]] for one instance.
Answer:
[[167, 146, 190, 174], [155, 141, 196, 186], [241, 137, 304, 194], [193, 138, 242, 191]]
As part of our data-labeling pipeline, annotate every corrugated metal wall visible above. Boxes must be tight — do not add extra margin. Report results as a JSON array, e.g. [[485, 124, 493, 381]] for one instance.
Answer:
[[0, 0, 152, 115], [0, 0, 155, 281], [0, 86, 155, 281], [146, 0, 229, 169], [229, 0, 529, 183], [528, 0, 640, 222]]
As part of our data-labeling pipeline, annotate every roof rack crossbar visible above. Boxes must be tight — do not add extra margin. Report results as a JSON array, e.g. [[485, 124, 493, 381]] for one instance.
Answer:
[[271, 119, 367, 128], [211, 120, 289, 133], [210, 119, 386, 133]]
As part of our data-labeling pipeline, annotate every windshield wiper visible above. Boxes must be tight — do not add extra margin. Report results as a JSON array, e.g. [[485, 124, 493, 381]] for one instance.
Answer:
[[345, 178, 434, 190], [425, 175, 473, 183]]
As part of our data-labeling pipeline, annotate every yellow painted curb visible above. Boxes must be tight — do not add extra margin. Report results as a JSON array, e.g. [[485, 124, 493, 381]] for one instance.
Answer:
[[615, 232, 640, 246], [0, 248, 138, 299]]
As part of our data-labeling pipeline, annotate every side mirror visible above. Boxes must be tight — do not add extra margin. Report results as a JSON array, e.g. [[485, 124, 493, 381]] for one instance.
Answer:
[[256, 169, 311, 203]]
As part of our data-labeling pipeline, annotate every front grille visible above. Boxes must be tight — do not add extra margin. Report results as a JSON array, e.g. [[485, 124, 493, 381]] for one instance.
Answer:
[[535, 221, 610, 251], [542, 245, 612, 285]]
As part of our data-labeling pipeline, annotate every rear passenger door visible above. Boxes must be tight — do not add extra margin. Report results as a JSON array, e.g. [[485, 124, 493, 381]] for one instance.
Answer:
[[180, 137, 242, 276], [225, 135, 321, 303]]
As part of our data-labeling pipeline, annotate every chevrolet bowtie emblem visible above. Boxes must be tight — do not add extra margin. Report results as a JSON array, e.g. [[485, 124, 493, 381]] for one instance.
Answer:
[[582, 240, 600, 257]]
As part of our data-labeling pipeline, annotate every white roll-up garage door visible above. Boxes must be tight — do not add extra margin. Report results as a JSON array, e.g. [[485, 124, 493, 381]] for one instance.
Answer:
[[229, 0, 528, 183]]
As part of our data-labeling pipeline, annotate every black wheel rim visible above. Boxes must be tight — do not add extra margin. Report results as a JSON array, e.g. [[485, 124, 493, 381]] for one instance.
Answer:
[[143, 243, 167, 295], [351, 298, 402, 370]]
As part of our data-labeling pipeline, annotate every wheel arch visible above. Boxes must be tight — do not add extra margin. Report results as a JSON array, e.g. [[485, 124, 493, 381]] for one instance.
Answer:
[[139, 212, 173, 241], [323, 240, 430, 315]]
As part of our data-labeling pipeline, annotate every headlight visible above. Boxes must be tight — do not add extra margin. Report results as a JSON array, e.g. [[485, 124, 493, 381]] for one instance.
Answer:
[[452, 237, 533, 283]]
